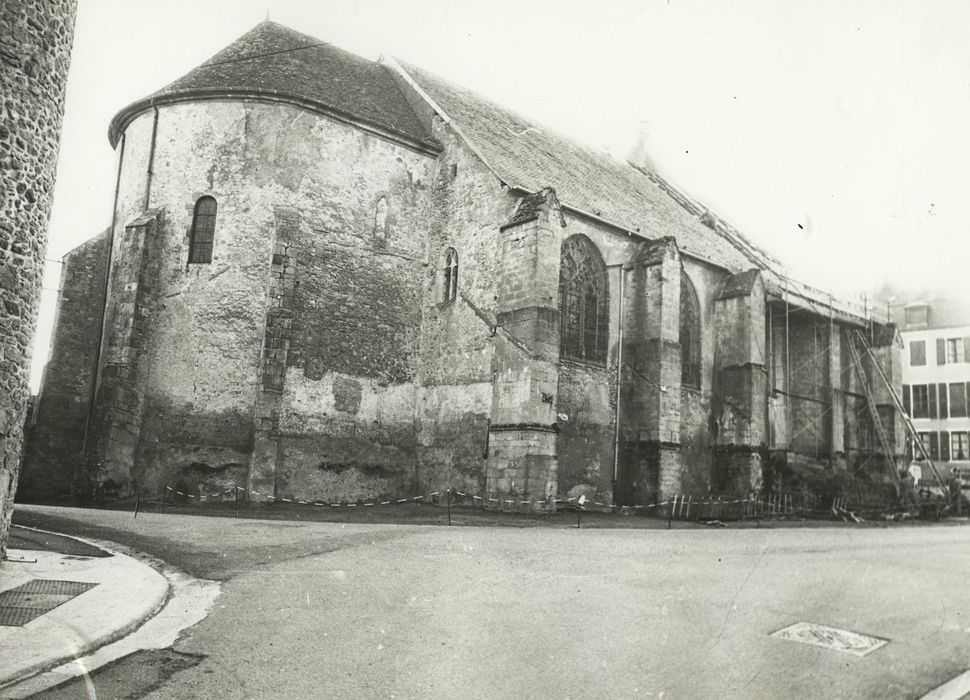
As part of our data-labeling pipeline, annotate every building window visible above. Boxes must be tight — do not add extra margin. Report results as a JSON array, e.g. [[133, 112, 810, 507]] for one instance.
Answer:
[[920, 432, 941, 461], [947, 338, 958, 363], [374, 197, 389, 240], [188, 196, 217, 263], [905, 305, 928, 329], [442, 247, 458, 303], [559, 235, 608, 365], [912, 384, 930, 419], [953, 432, 969, 461], [910, 340, 926, 366], [680, 273, 701, 389], [950, 383, 967, 418], [917, 432, 930, 460]]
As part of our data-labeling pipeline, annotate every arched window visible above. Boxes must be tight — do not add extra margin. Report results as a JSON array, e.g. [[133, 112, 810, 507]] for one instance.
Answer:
[[680, 273, 701, 389], [442, 247, 458, 303], [559, 235, 608, 364], [373, 197, 389, 240], [188, 196, 216, 264]]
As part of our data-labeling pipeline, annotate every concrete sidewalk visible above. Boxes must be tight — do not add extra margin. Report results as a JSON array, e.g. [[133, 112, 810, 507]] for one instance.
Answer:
[[0, 525, 169, 690]]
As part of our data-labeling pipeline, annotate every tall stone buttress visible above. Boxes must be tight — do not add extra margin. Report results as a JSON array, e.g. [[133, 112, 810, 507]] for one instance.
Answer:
[[617, 238, 683, 505], [0, 0, 77, 560], [711, 269, 768, 493], [486, 188, 564, 510]]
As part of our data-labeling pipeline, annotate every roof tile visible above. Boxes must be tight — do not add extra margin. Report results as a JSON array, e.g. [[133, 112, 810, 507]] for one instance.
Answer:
[[110, 21, 434, 148]]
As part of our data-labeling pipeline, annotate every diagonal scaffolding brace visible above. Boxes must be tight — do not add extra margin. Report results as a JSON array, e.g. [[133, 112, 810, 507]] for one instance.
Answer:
[[845, 331, 900, 495], [851, 329, 948, 490]]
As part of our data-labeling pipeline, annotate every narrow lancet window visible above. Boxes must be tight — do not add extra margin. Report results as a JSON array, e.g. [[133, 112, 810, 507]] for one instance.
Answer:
[[374, 197, 389, 240], [188, 196, 216, 264], [443, 247, 458, 302], [680, 273, 701, 389]]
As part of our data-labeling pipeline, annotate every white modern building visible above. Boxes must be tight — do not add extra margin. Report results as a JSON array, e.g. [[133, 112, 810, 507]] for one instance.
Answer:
[[898, 299, 970, 482]]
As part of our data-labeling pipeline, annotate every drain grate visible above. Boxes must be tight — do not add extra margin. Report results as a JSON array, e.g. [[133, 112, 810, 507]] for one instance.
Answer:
[[0, 579, 98, 627], [771, 622, 888, 657]]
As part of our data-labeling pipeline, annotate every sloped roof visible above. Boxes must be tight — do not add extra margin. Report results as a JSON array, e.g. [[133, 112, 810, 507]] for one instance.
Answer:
[[392, 59, 779, 273], [109, 21, 436, 150]]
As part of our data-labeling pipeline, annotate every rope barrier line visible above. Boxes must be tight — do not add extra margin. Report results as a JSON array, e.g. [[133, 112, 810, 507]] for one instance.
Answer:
[[158, 485, 905, 523], [160, 484, 839, 519]]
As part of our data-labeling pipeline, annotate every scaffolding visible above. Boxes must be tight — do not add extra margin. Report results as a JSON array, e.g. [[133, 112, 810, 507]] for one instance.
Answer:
[[851, 329, 948, 490], [768, 285, 906, 495]]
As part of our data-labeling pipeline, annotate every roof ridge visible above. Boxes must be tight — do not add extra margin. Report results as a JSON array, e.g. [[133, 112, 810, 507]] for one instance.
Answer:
[[627, 163, 781, 270], [395, 59, 781, 273], [395, 59, 646, 166]]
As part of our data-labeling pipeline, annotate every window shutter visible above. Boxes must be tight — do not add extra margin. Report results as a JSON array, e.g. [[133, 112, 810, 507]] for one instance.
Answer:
[[941, 431, 951, 461], [903, 385, 911, 416], [937, 338, 946, 365], [939, 383, 949, 419], [929, 432, 940, 461], [964, 337, 970, 362], [929, 384, 938, 419]]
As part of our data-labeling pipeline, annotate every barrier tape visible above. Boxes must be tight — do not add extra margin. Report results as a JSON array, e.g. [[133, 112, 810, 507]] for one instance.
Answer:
[[162, 485, 827, 518]]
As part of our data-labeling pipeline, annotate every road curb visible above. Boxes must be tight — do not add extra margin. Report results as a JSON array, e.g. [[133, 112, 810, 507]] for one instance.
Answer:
[[0, 526, 171, 690], [920, 670, 970, 700]]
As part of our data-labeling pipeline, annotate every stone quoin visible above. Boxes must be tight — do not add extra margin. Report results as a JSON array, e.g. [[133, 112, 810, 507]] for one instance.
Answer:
[[21, 21, 905, 510]]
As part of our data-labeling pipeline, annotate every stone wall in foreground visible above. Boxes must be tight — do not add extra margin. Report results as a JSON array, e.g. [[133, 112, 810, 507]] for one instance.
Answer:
[[0, 0, 77, 560]]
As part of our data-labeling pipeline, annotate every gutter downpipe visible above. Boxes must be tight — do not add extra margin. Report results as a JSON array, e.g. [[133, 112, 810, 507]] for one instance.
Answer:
[[80, 131, 127, 456], [143, 106, 159, 211], [612, 265, 626, 503]]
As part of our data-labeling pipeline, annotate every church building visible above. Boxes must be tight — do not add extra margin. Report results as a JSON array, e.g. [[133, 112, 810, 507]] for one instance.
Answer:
[[22, 21, 905, 509]]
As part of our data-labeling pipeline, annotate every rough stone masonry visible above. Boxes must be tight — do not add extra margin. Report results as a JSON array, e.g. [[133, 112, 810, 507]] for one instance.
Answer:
[[0, 0, 77, 561], [22, 21, 905, 513]]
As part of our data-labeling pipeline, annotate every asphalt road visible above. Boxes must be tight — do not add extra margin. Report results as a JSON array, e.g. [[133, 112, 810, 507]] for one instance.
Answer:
[[12, 504, 970, 699]]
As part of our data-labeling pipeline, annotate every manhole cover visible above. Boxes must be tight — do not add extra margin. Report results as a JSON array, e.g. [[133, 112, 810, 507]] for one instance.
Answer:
[[0, 579, 98, 627], [771, 622, 888, 657]]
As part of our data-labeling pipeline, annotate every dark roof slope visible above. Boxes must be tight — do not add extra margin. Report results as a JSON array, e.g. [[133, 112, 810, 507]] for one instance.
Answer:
[[394, 60, 777, 273], [109, 21, 435, 150]]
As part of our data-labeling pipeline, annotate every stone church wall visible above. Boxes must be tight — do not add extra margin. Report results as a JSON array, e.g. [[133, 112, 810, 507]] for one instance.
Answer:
[[678, 258, 724, 494], [413, 125, 508, 495], [0, 0, 76, 558], [553, 216, 633, 504], [270, 120, 436, 502], [21, 231, 109, 497], [72, 100, 437, 500], [551, 215, 729, 504]]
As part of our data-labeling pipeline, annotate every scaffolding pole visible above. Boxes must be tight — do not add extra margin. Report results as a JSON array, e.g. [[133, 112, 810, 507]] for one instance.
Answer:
[[846, 332, 899, 493], [854, 329, 947, 490], [785, 278, 791, 451], [768, 298, 774, 448]]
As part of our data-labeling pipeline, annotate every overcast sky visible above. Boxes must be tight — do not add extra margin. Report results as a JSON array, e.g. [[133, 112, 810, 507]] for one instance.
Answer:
[[31, 0, 970, 390]]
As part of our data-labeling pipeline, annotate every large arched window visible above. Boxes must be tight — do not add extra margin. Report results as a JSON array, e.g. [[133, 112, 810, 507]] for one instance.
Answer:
[[680, 273, 701, 389], [188, 196, 217, 264], [442, 247, 458, 303], [559, 235, 608, 364]]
